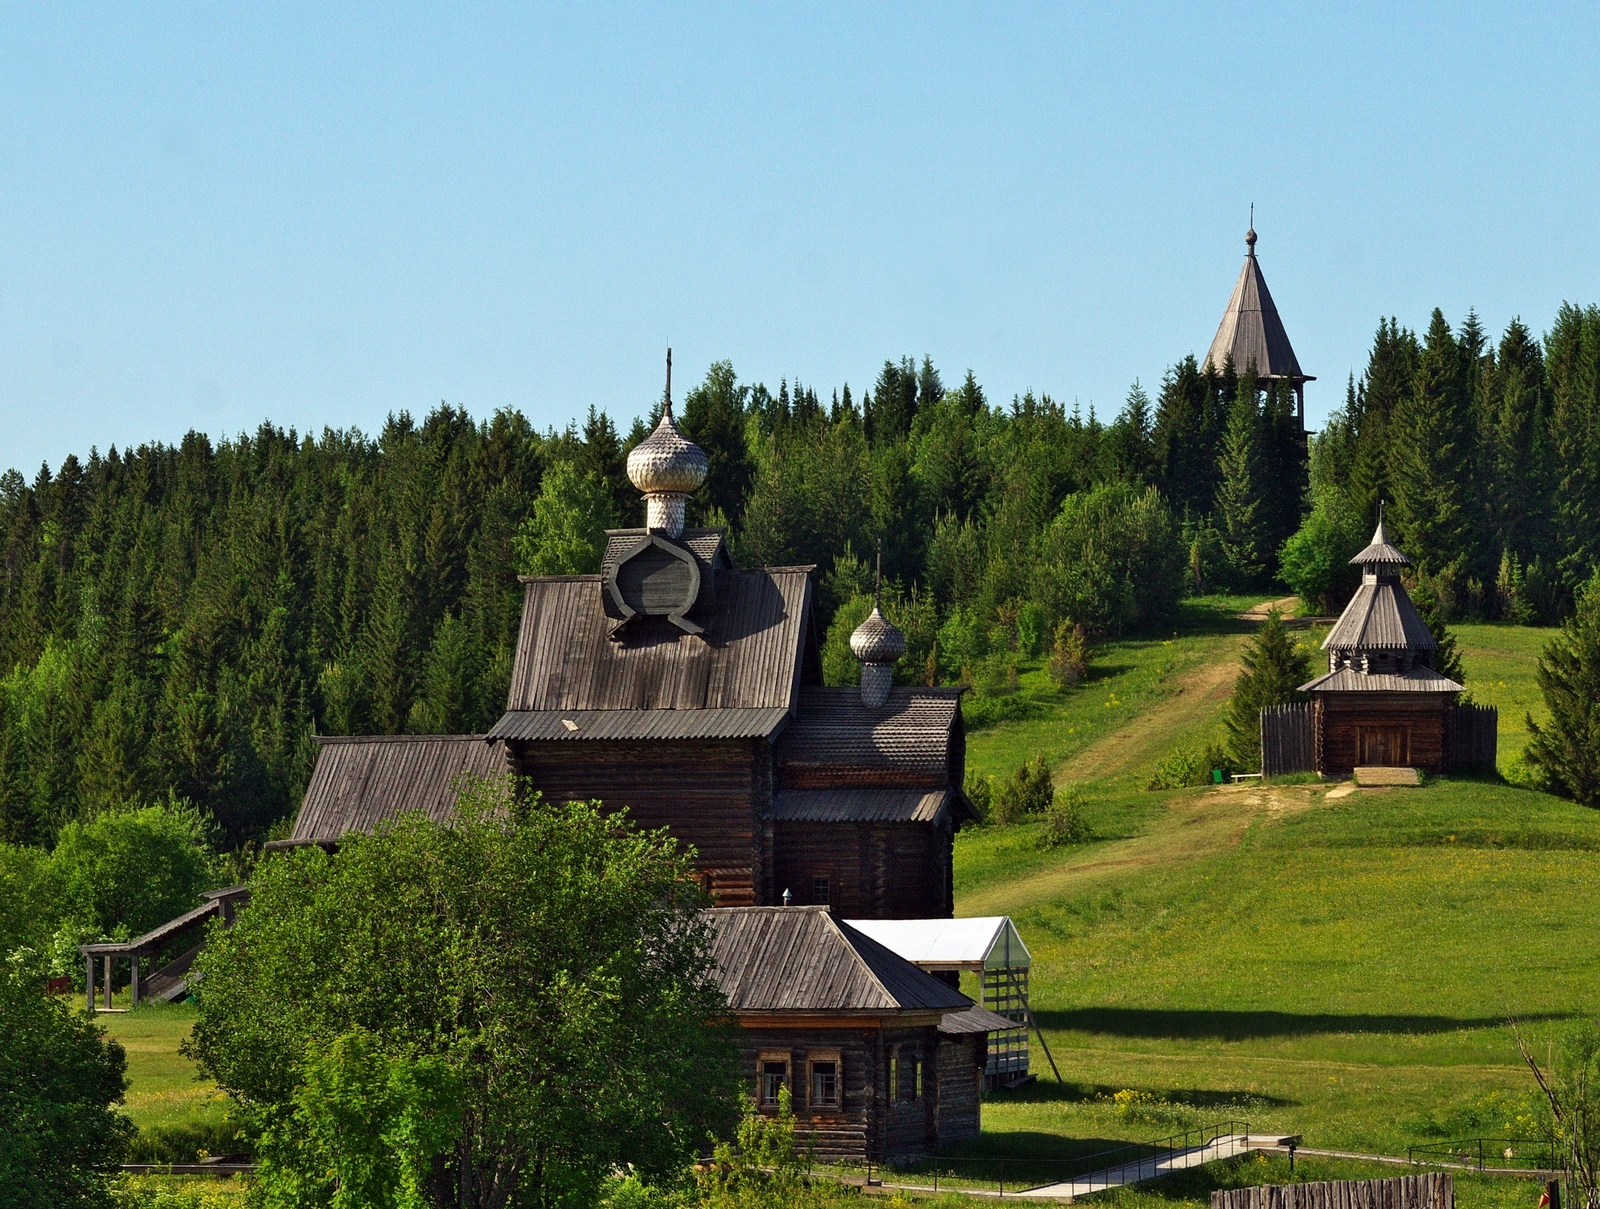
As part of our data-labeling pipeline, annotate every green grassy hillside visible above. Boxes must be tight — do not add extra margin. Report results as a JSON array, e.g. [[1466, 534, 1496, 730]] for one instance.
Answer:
[[951, 608, 1591, 1191]]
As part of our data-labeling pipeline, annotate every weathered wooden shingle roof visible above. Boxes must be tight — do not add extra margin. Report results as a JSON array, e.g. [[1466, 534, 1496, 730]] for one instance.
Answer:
[[1322, 582, 1437, 651], [770, 787, 967, 824], [1299, 666, 1463, 694], [289, 735, 512, 844], [1205, 230, 1311, 382], [1348, 519, 1411, 566], [500, 569, 814, 719], [489, 707, 790, 742], [776, 687, 962, 788], [938, 1003, 1018, 1036], [705, 906, 973, 1015], [601, 527, 729, 576]]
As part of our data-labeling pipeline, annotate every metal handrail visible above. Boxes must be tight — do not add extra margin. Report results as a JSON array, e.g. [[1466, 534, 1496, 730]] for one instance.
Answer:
[[1407, 1136, 1555, 1172], [915, 1118, 1251, 1195]]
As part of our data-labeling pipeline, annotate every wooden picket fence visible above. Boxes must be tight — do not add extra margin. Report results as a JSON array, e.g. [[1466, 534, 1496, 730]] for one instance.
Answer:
[[1212, 1173, 1452, 1209], [1261, 703, 1315, 777], [1448, 704, 1498, 770]]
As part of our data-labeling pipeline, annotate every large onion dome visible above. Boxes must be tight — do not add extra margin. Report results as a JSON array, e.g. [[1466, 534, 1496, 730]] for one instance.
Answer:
[[626, 404, 708, 497], [850, 604, 906, 665]]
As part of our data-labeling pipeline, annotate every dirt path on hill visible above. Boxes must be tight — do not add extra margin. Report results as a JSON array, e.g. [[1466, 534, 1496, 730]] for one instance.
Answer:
[[959, 780, 1319, 917], [1052, 597, 1299, 786]]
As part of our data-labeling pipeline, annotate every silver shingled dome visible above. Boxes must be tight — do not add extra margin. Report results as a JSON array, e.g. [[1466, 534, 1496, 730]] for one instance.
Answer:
[[626, 405, 709, 496], [849, 604, 906, 665]]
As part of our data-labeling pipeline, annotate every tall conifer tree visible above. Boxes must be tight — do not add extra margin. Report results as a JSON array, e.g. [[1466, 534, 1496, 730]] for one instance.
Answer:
[[1389, 310, 1473, 577], [1215, 366, 1267, 588]]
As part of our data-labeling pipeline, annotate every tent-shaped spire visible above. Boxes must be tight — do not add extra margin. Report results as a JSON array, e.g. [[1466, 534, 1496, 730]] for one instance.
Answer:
[[1349, 515, 1410, 567], [1204, 226, 1313, 386]]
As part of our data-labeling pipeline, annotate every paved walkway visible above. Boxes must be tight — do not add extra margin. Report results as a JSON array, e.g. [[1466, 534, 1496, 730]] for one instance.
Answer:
[[1013, 1133, 1277, 1200]]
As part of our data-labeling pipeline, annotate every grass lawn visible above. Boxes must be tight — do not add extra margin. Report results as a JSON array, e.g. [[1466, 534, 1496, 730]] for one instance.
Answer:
[[91, 1001, 230, 1135], [956, 776, 1598, 1168], [1452, 623, 1556, 777]]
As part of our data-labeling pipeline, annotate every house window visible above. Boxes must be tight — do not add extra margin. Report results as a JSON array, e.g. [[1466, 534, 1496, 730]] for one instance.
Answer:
[[811, 875, 831, 906], [809, 1052, 840, 1109], [891, 1046, 921, 1102], [759, 1052, 789, 1108]]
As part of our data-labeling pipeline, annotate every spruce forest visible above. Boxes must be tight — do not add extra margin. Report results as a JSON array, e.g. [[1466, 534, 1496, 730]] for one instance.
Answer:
[[2, 304, 1597, 847]]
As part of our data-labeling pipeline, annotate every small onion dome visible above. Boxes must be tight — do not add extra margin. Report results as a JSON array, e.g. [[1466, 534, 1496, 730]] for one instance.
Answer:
[[850, 604, 906, 665], [626, 406, 708, 496]]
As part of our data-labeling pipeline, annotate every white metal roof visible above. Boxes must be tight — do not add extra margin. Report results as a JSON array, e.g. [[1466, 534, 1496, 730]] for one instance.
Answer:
[[842, 916, 1031, 971]]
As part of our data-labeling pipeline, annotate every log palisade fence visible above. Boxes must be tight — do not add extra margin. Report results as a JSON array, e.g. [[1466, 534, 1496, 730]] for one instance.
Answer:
[[1262, 703, 1315, 777], [1449, 704, 1498, 770], [1212, 1174, 1453, 1209], [1261, 704, 1498, 777]]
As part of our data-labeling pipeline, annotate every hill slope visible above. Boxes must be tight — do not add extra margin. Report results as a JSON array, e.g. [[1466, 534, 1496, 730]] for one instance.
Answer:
[[954, 615, 1591, 1165]]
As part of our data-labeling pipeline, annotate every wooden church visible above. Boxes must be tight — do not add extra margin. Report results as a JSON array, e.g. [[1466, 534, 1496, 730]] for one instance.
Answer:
[[277, 367, 977, 918], [1278, 515, 1496, 776]]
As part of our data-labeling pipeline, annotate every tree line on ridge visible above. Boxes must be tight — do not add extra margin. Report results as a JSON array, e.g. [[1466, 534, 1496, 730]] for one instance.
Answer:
[[2, 301, 1598, 846]]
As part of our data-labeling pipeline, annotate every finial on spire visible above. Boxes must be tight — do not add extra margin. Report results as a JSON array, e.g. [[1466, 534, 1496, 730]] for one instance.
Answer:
[[664, 347, 673, 418], [1246, 204, 1257, 254], [874, 540, 883, 608]]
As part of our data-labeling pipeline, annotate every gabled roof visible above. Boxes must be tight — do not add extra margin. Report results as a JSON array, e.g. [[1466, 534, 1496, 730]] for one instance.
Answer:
[[1299, 666, 1464, 694], [287, 735, 512, 845], [501, 569, 814, 715], [777, 687, 962, 788], [1349, 519, 1411, 567], [770, 787, 974, 825], [705, 906, 973, 1015], [1205, 231, 1311, 383], [1322, 581, 1437, 651], [844, 916, 1031, 971]]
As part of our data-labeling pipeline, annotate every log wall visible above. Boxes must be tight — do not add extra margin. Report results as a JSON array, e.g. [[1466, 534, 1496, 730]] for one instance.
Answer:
[[1212, 1173, 1452, 1209], [935, 1035, 984, 1145], [738, 1023, 967, 1163], [772, 821, 950, 918], [510, 738, 767, 905], [1448, 704, 1498, 770], [1316, 696, 1452, 775]]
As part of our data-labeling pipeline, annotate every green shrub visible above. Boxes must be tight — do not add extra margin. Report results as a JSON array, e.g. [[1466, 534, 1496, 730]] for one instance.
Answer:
[[1223, 609, 1313, 771], [0, 841, 53, 959], [991, 756, 1053, 825], [1042, 786, 1092, 847], [1148, 743, 1233, 790], [1047, 621, 1089, 689], [50, 800, 216, 941], [0, 952, 135, 1207]]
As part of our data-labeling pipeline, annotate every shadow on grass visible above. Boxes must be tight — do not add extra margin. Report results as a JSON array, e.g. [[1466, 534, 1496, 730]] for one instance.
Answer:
[[1033, 1007, 1572, 1040], [992, 1081, 1295, 1109]]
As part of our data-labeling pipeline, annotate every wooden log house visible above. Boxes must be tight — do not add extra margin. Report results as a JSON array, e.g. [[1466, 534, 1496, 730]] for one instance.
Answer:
[[706, 905, 1011, 1163]]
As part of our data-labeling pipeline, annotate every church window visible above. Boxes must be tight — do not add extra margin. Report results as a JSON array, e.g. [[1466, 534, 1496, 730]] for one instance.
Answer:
[[811, 875, 831, 905]]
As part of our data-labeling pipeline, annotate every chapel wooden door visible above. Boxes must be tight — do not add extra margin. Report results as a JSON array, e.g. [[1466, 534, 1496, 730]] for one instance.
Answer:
[[1359, 726, 1409, 766]]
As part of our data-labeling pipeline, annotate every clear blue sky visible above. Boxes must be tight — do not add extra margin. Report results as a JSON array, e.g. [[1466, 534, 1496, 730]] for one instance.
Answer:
[[4, 4, 1597, 477]]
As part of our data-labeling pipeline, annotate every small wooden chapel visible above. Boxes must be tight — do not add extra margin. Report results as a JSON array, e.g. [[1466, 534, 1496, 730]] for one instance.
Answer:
[[1287, 514, 1496, 776]]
